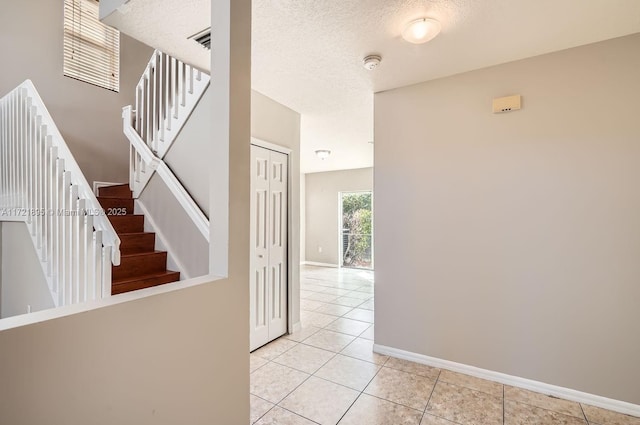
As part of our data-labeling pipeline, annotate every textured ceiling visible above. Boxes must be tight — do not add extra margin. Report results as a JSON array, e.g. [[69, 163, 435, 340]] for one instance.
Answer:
[[102, 0, 211, 72], [252, 0, 640, 173]]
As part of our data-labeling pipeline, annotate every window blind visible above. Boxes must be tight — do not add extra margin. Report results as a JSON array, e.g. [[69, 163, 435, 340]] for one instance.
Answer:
[[63, 0, 120, 92]]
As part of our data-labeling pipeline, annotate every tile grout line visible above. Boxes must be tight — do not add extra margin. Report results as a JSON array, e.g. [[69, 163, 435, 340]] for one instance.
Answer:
[[249, 357, 271, 374], [361, 392, 428, 418], [579, 403, 590, 425], [272, 352, 338, 376], [250, 394, 276, 425], [503, 384, 505, 424], [420, 367, 442, 424], [504, 394, 595, 422], [275, 405, 322, 425], [335, 354, 387, 424]]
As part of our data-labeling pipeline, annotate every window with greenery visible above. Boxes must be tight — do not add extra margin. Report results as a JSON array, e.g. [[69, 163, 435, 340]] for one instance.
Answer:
[[64, 0, 120, 92], [341, 192, 373, 269]]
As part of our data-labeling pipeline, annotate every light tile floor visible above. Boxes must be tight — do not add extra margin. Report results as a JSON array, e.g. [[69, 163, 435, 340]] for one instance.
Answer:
[[250, 266, 640, 425]]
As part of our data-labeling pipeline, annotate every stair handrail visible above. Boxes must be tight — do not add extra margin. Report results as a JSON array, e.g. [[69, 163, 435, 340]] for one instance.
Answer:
[[0, 80, 121, 306], [123, 106, 209, 241]]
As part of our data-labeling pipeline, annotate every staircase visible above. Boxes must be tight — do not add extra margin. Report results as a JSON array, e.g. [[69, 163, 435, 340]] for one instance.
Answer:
[[0, 50, 208, 309], [97, 184, 179, 295]]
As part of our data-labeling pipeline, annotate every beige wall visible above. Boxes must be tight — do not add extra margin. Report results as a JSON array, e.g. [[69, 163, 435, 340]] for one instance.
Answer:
[[143, 87, 213, 280], [0, 0, 251, 423], [0, 280, 244, 424], [375, 33, 640, 404], [251, 90, 302, 327], [138, 174, 209, 279], [0, 223, 54, 319], [0, 0, 153, 185], [305, 168, 373, 265], [165, 86, 212, 217]]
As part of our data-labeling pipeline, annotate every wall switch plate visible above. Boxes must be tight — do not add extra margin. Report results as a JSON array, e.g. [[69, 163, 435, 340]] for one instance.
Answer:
[[493, 95, 521, 113], [318, 246, 323, 253]]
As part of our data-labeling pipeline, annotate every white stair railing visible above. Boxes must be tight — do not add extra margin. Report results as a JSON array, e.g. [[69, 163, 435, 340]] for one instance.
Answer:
[[0, 80, 121, 307], [131, 50, 210, 197], [123, 50, 210, 242], [124, 106, 209, 241]]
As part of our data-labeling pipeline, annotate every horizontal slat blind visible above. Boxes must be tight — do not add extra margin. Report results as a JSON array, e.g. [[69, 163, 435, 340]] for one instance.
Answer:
[[64, 0, 120, 92]]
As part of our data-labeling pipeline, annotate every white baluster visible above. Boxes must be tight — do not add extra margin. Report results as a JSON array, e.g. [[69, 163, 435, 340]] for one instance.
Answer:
[[76, 198, 86, 303], [151, 59, 157, 153], [158, 52, 165, 144], [36, 122, 45, 238], [94, 230, 103, 300], [102, 247, 112, 298], [130, 144, 135, 189], [172, 56, 178, 120], [48, 146, 58, 281], [68, 184, 78, 304], [8, 92, 14, 206], [54, 158, 64, 293], [190, 66, 196, 94], [62, 171, 69, 305], [24, 103, 31, 212], [180, 61, 186, 107], [84, 211, 95, 301], [136, 83, 142, 135], [143, 70, 151, 146], [17, 90, 23, 208]]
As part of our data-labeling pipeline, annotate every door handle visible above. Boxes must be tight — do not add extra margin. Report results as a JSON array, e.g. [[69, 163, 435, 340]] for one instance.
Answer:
[[258, 254, 264, 258]]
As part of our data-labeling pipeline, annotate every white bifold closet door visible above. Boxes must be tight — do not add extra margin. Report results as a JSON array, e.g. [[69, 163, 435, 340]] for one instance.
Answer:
[[250, 145, 288, 351]]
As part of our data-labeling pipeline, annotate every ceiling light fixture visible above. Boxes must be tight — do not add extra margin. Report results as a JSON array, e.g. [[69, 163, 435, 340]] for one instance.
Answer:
[[402, 18, 441, 44], [315, 150, 331, 160]]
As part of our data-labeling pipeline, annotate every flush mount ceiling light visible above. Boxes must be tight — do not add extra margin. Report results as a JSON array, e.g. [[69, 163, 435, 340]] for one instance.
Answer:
[[315, 150, 331, 160], [402, 18, 441, 44]]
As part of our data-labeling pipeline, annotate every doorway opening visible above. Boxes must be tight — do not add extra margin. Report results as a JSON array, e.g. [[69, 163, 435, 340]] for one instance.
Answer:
[[339, 191, 373, 270]]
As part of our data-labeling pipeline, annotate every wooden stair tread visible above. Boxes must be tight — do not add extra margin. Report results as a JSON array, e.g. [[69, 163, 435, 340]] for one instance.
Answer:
[[112, 270, 180, 285], [111, 270, 180, 295], [97, 196, 133, 201], [119, 250, 166, 258], [108, 214, 144, 220], [112, 250, 168, 280], [119, 232, 156, 255], [98, 197, 134, 215], [98, 184, 132, 198], [97, 194, 133, 199], [108, 214, 145, 233]]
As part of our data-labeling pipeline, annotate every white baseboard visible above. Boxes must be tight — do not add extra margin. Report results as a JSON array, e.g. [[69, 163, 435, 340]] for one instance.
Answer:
[[301, 261, 339, 268], [0, 215, 27, 222], [373, 344, 640, 418], [291, 321, 302, 333]]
